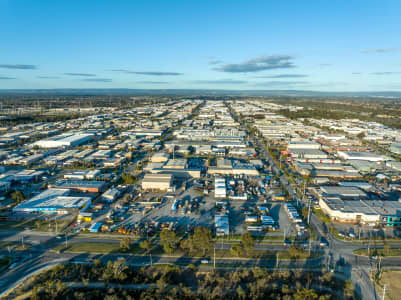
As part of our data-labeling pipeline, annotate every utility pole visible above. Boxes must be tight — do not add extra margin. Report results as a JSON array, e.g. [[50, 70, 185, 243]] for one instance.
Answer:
[[382, 284, 386, 300], [213, 247, 216, 269], [379, 256, 382, 273], [327, 251, 331, 272], [307, 197, 312, 225], [283, 227, 286, 243]]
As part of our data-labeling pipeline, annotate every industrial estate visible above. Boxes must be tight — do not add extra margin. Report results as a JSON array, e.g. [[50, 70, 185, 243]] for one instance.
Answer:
[[3, 0, 401, 297], [0, 95, 399, 299]]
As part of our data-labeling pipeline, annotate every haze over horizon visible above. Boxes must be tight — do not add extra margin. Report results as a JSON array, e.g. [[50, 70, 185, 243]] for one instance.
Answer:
[[1, 0, 401, 91]]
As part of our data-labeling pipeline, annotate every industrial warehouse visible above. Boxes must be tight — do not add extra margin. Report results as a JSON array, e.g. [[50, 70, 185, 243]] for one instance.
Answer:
[[13, 188, 91, 214], [315, 186, 401, 226], [49, 179, 107, 193], [32, 132, 94, 148], [141, 173, 173, 191], [319, 198, 401, 227]]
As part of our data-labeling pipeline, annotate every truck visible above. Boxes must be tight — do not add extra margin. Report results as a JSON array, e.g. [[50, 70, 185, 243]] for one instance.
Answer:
[[171, 199, 179, 211]]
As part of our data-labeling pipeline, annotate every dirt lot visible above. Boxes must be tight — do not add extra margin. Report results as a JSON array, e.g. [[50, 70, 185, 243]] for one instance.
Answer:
[[376, 270, 401, 300]]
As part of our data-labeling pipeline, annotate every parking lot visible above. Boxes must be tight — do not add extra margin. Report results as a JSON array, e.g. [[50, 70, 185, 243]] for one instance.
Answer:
[[332, 222, 400, 239], [64, 164, 299, 239], [110, 184, 215, 231], [100, 173, 297, 239]]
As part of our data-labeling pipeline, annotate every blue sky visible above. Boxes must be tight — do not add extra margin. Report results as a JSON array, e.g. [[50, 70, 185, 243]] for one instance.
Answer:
[[0, 0, 400, 91]]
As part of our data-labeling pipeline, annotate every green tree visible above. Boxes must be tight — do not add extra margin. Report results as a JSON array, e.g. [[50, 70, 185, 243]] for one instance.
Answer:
[[160, 229, 178, 254], [344, 280, 354, 298], [192, 226, 212, 255], [101, 259, 129, 283], [302, 207, 309, 219], [236, 286, 247, 299], [294, 288, 318, 300], [11, 191, 25, 203], [120, 238, 132, 252], [34, 220, 42, 230], [288, 246, 303, 259], [139, 239, 151, 253], [241, 232, 255, 254], [230, 244, 244, 257], [73, 291, 87, 300], [121, 173, 137, 184], [44, 280, 67, 299]]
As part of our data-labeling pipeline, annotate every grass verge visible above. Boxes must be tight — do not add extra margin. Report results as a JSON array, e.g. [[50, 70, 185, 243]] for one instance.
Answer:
[[52, 242, 320, 260], [53, 242, 121, 254], [353, 248, 401, 257]]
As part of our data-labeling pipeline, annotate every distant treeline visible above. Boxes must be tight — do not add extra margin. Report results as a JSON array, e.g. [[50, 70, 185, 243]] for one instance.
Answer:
[[274, 97, 401, 129]]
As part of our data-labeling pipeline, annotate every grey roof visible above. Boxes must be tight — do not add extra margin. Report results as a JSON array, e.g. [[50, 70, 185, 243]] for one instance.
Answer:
[[320, 186, 367, 197]]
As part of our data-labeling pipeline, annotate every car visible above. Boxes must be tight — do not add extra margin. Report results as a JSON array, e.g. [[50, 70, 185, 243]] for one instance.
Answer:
[[319, 237, 329, 247], [9, 263, 18, 269], [319, 241, 328, 247]]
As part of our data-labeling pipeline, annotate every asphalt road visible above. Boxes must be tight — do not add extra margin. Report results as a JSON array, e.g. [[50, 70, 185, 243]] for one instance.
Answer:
[[1, 234, 401, 300]]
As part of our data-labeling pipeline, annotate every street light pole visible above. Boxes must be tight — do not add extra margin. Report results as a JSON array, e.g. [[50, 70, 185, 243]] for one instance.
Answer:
[[307, 198, 312, 225], [379, 256, 382, 273], [283, 226, 287, 242], [214, 247, 216, 269]]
